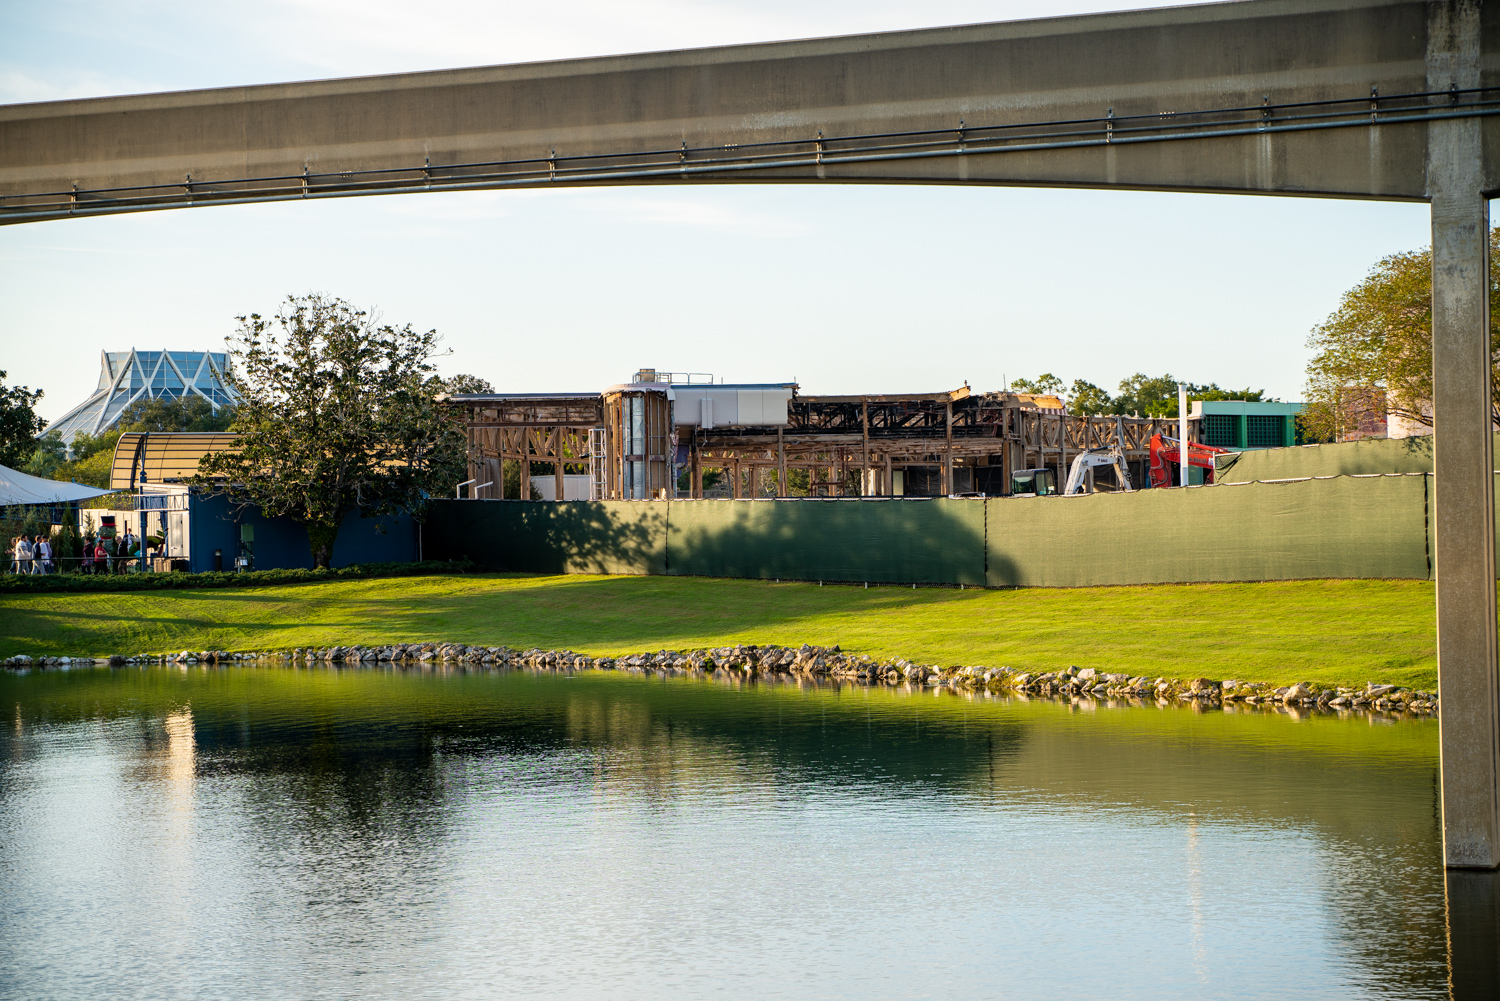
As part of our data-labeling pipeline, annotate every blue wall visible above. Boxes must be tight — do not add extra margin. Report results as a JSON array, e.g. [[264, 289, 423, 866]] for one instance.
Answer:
[[189, 495, 419, 571]]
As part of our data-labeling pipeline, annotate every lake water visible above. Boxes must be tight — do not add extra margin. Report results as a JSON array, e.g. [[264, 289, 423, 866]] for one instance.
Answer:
[[0, 665, 1494, 1000]]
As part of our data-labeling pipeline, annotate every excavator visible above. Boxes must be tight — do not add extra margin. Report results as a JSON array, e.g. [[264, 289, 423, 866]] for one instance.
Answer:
[[1061, 445, 1133, 495], [1014, 415, 1138, 497], [1012, 425, 1230, 497], [1147, 433, 1230, 488]]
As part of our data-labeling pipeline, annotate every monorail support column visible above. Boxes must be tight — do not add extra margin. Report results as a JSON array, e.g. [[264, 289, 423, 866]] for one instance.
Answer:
[[1429, 0, 1500, 870]]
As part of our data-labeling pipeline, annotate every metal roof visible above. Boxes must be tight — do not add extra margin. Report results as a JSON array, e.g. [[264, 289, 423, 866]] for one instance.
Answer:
[[449, 393, 601, 402], [109, 431, 241, 490]]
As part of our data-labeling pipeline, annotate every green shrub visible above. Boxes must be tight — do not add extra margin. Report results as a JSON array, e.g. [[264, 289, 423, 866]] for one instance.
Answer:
[[0, 559, 477, 595]]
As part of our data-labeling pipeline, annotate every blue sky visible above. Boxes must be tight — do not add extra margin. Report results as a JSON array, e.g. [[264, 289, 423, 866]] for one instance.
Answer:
[[1, 0, 1432, 423]]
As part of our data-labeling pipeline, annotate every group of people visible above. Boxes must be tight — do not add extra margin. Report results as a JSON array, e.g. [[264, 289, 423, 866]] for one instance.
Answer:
[[7, 528, 140, 575], [9, 533, 54, 574]]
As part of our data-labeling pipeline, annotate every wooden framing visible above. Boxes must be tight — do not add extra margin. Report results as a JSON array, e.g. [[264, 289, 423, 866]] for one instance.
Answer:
[[684, 392, 1182, 498], [453, 387, 1188, 501], [453, 394, 602, 499]]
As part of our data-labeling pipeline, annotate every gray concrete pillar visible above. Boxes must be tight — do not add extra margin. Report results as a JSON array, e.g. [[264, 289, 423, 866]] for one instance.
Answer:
[[1429, 0, 1500, 871]]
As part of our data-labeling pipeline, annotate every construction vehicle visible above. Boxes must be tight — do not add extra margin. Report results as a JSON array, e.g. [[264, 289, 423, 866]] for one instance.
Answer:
[[1148, 433, 1231, 488], [1063, 445, 1133, 495], [1009, 468, 1059, 496]]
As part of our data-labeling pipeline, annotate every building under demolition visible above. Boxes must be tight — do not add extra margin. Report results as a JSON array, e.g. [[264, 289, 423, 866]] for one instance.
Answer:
[[452, 369, 1188, 500]]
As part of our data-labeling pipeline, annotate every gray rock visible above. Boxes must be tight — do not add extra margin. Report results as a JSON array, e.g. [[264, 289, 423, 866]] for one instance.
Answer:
[[1282, 683, 1314, 702]]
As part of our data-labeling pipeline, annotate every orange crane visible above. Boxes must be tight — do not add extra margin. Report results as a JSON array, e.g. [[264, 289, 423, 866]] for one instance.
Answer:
[[1148, 433, 1230, 488]]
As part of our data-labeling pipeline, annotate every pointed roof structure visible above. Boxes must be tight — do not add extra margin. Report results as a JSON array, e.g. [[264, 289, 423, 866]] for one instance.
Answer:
[[45, 349, 238, 443]]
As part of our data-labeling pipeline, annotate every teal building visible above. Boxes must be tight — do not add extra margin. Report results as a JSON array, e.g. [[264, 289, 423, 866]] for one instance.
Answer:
[[1191, 400, 1305, 450]]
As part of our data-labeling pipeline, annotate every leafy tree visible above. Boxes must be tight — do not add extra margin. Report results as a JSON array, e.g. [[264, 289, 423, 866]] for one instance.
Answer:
[[1010, 373, 1065, 397], [196, 294, 468, 568], [1067, 379, 1113, 415], [1113, 373, 1266, 418], [70, 429, 123, 461], [1300, 227, 1500, 442], [1194, 385, 1268, 403], [47, 430, 122, 488], [439, 373, 495, 395], [676, 466, 724, 494], [114, 395, 235, 433], [22, 431, 67, 478], [1113, 373, 1182, 417], [0, 371, 45, 468]]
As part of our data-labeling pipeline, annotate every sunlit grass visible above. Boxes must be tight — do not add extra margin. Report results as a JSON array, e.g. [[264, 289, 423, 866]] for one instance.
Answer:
[[0, 573, 1438, 689]]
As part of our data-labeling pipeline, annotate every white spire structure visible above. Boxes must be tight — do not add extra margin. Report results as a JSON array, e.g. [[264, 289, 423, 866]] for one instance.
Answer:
[[45, 349, 238, 443]]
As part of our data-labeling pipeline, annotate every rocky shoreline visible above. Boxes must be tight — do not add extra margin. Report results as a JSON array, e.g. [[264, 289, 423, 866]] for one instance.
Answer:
[[3, 642, 1438, 718]]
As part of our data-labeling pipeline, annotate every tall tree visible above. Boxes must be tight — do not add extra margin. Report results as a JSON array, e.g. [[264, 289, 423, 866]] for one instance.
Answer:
[[1067, 379, 1113, 415], [439, 373, 495, 396], [196, 295, 467, 568], [115, 395, 235, 433], [0, 371, 45, 468], [1300, 228, 1500, 442], [1010, 373, 1065, 396], [1114, 373, 1265, 418]]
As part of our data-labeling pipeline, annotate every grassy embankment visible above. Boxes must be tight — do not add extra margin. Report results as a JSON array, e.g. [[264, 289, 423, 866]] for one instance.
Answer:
[[0, 573, 1439, 689]]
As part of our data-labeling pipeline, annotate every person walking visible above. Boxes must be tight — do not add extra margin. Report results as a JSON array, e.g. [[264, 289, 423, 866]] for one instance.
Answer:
[[120, 528, 137, 572], [34, 534, 52, 575], [95, 537, 111, 575], [80, 535, 94, 575], [15, 535, 33, 575]]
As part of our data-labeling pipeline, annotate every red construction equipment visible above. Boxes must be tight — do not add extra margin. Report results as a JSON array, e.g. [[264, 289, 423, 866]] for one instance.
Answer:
[[1148, 433, 1231, 488]]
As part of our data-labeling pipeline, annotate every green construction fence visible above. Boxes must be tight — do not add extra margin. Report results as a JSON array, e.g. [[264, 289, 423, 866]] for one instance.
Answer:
[[424, 499, 667, 575], [1213, 432, 1500, 482], [984, 473, 1431, 586], [423, 469, 1473, 587], [666, 497, 986, 585]]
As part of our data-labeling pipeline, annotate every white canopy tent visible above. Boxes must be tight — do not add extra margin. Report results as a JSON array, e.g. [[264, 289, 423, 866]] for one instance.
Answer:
[[0, 464, 116, 507]]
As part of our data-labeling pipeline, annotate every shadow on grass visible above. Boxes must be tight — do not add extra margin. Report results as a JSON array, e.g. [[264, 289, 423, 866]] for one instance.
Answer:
[[0, 572, 976, 656]]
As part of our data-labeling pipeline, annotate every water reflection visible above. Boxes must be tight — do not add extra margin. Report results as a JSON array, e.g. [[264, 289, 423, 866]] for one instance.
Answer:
[[1446, 869, 1500, 1000], [0, 665, 1473, 1000]]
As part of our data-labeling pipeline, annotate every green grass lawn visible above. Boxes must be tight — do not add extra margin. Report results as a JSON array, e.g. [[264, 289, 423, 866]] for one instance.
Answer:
[[0, 573, 1441, 689]]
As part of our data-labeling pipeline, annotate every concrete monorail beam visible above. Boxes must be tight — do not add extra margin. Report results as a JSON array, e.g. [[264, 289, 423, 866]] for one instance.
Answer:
[[4, 0, 1500, 220]]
